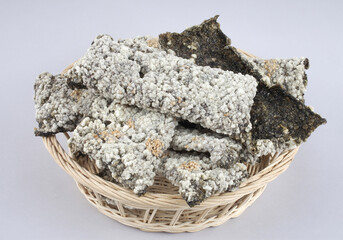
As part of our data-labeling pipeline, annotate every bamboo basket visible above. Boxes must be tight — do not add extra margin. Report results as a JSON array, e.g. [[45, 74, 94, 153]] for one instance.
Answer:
[[41, 50, 299, 233]]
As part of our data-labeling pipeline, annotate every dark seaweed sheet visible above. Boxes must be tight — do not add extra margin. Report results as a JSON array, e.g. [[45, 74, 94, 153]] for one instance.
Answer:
[[159, 16, 326, 144], [159, 16, 262, 79], [250, 84, 326, 143]]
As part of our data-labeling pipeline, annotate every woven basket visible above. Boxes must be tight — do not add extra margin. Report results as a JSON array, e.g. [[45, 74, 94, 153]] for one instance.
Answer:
[[41, 50, 299, 233]]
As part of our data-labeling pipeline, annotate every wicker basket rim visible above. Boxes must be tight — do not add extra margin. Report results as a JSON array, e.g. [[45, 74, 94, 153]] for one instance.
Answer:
[[43, 134, 298, 210]]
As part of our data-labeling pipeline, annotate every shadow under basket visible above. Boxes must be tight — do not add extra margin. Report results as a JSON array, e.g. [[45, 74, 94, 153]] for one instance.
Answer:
[[42, 133, 299, 233]]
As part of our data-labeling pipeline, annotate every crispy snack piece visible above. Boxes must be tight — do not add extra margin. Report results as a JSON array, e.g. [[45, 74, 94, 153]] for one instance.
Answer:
[[159, 16, 308, 101], [34, 72, 96, 136], [249, 84, 327, 155], [66, 35, 257, 137], [159, 16, 326, 160], [158, 15, 231, 69], [250, 57, 309, 101], [68, 99, 178, 195], [171, 125, 259, 165], [162, 151, 248, 207], [170, 126, 242, 168], [159, 16, 259, 78], [225, 48, 309, 101]]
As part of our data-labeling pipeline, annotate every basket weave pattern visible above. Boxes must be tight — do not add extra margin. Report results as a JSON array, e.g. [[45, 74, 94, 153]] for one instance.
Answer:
[[42, 133, 298, 232]]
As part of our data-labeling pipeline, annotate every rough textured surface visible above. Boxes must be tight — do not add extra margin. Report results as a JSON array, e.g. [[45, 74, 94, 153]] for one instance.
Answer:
[[250, 57, 309, 101], [159, 16, 326, 161], [159, 16, 261, 80], [68, 99, 178, 195], [33, 16, 327, 207], [171, 125, 260, 165], [159, 15, 232, 70], [159, 16, 308, 101], [66, 35, 258, 136], [170, 126, 242, 168], [162, 151, 248, 207], [34, 72, 96, 136], [249, 84, 327, 155]]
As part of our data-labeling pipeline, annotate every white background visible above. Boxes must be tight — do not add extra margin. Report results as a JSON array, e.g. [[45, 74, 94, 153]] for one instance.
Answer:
[[0, 0, 342, 239]]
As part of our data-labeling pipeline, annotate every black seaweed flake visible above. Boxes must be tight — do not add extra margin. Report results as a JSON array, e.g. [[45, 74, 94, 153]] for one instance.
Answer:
[[250, 83, 327, 143], [159, 16, 326, 148], [159, 16, 261, 79], [159, 16, 229, 68]]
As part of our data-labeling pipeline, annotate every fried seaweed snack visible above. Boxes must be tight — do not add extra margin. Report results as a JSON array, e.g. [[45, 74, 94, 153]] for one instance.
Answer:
[[33, 15, 326, 207], [159, 16, 326, 161], [34, 73, 96, 136], [68, 99, 178, 195], [66, 35, 257, 137], [170, 126, 242, 168], [249, 84, 326, 155], [159, 15, 308, 101], [162, 151, 248, 207]]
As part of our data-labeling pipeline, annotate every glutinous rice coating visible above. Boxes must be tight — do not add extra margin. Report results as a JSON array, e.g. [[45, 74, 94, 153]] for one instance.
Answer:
[[66, 34, 258, 136], [170, 126, 242, 168], [34, 72, 96, 136], [240, 54, 309, 101], [162, 151, 248, 207], [68, 99, 178, 195]]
